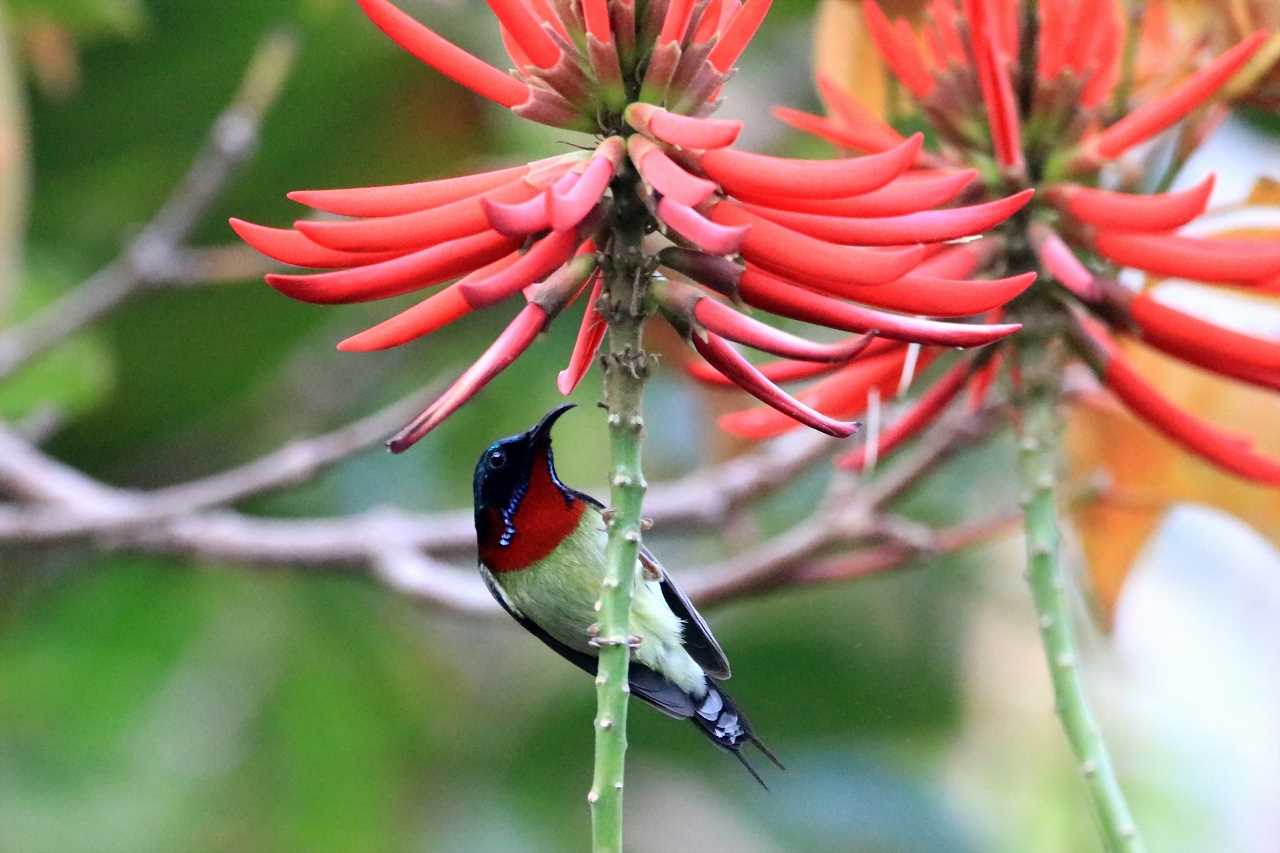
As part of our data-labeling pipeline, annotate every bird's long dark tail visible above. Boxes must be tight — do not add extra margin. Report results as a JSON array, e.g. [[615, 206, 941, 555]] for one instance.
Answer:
[[689, 678, 784, 789]]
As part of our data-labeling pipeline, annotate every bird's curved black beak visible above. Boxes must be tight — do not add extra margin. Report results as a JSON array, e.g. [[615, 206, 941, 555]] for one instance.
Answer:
[[527, 403, 575, 446]]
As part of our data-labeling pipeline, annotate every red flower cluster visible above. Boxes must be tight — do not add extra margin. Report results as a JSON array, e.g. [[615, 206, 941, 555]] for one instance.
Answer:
[[769, 0, 1280, 481], [232, 0, 1032, 451]]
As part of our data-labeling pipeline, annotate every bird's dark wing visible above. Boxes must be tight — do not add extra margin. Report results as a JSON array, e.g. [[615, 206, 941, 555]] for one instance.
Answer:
[[642, 546, 732, 680]]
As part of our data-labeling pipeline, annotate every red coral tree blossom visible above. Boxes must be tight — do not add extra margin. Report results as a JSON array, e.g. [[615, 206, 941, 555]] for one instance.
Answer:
[[231, 1, 1032, 849], [770, 1, 1278, 849]]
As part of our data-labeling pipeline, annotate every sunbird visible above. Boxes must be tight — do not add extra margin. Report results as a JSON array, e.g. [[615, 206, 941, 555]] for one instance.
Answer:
[[473, 404, 781, 785]]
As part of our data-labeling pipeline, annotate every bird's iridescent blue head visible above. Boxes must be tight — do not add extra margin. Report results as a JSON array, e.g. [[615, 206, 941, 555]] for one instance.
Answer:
[[472, 404, 576, 526]]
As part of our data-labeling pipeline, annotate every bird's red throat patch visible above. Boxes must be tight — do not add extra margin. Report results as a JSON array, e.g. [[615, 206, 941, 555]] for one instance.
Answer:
[[479, 450, 586, 573]]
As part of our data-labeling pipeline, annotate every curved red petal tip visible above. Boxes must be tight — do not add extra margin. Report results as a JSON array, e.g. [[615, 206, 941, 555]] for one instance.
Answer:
[[836, 356, 971, 470], [911, 233, 997, 279], [229, 218, 408, 269], [658, 198, 748, 255], [336, 253, 520, 352], [1089, 31, 1269, 160], [695, 297, 877, 362], [265, 230, 519, 304], [733, 168, 976, 217], [740, 188, 1033, 246], [700, 133, 922, 200], [718, 346, 927, 439], [1029, 223, 1099, 300], [738, 266, 1024, 347], [851, 271, 1036, 317], [1130, 291, 1280, 375], [460, 229, 582, 310], [814, 72, 907, 153], [625, 103, 742, 149], [713, 203, 925, 287], [286, 164, 532, 218], [694, 331, 860, 438], [1093, 231, 1280, 283], [296, 181, 536, 253], [558, 274, 606, 394], [1049, 175, 1214, 232], [628, 135, 719, 206], [387, 305, 548, 453], [356, 0, 530, 108], [482, 189, 555, 237], [549, 145, 618, 231], [486, 0, 561, 68], [1097, 336, 1280, 484], [707, 0, 774, 72]]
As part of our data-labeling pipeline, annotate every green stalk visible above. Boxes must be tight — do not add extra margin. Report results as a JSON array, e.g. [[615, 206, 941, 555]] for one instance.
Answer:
[[1016, 335, 1146, 853], [588, 166, 652, 853]]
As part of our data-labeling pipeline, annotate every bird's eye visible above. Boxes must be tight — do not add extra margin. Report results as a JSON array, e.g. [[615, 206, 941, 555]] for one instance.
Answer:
[[488, 450, 507, 469]]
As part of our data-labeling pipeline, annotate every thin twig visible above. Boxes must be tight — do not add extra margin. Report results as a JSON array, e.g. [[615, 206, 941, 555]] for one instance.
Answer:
[[0, 30, 297, 379]]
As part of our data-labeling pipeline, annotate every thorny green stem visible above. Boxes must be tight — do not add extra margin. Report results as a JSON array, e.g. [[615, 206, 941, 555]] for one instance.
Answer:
[[588, 163, 652, 853], [1015, 321, 1146, 853]]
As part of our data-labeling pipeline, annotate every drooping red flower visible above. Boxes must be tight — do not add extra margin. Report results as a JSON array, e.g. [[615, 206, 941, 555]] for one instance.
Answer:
[[232, 0, 1032, 451], [760, 0, 1280, 483]]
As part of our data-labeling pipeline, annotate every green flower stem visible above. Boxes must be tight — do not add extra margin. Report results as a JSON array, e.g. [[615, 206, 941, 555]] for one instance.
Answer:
[[589, 167, 652, 853], [1017, 338, 1146, 853]]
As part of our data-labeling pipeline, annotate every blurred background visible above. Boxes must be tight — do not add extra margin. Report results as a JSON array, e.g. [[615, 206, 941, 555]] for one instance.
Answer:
[[1, 1, 1278, 851]]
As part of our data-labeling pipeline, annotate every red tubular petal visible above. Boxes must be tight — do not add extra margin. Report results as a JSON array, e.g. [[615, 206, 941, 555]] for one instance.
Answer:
[[287, 164, 534, 218], [971, 12, 1023, 171], [582, 0, 613, 42], [297, 181, 539, 252], [628, 136, 719, 205], [698, 133, 922, 200], [1130, 290, 1280, 374], [694, 297, 877, 361], [834, 271, 1037, 316], [265, 230, 519, 304], [499, 24, 534, 68], [739, 189, 1033, 246], [688, 355, 852, 386], [1037, 0, 1067, 80], [968, 344, 1003, 411], [486, 0, 561, 68], [911, 235, 1000, 278], [707, 0, 773, 71], [658, 199, 748, 255], [388, 304, 549, 452], [863, 2, 936, 99], [1080, 0, 1124, 107], [693, 0, 724, 42], [893, 17, 939, 98], [460, 229, 584, 309], [558, 273, 606, 394], [337, 253, 521, 352], [660, 0, 695, 43], [356, 0, 531, 108], [625, 103, 742, 149], [731, 169, 977, 217], [815, 73, 907, 152], [710, 203, 925, 287], [694, 331, 861, 437], [738, 266, 1023, 346], [1094, 335, 1280, 483], [1029, 223, 1100, 300], [530, 0, 571, 39], [1093, 231, 1280, 283], [549, 140, 622, 231], [1048, 176, 1214, 232], [1089, 32, 1269, 160], [837, 356, 971, 470], [719, 346, 931, 439], [771, 107, 896, 156], [483, 180, 566, 236], [228, 219, 408, 268]]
